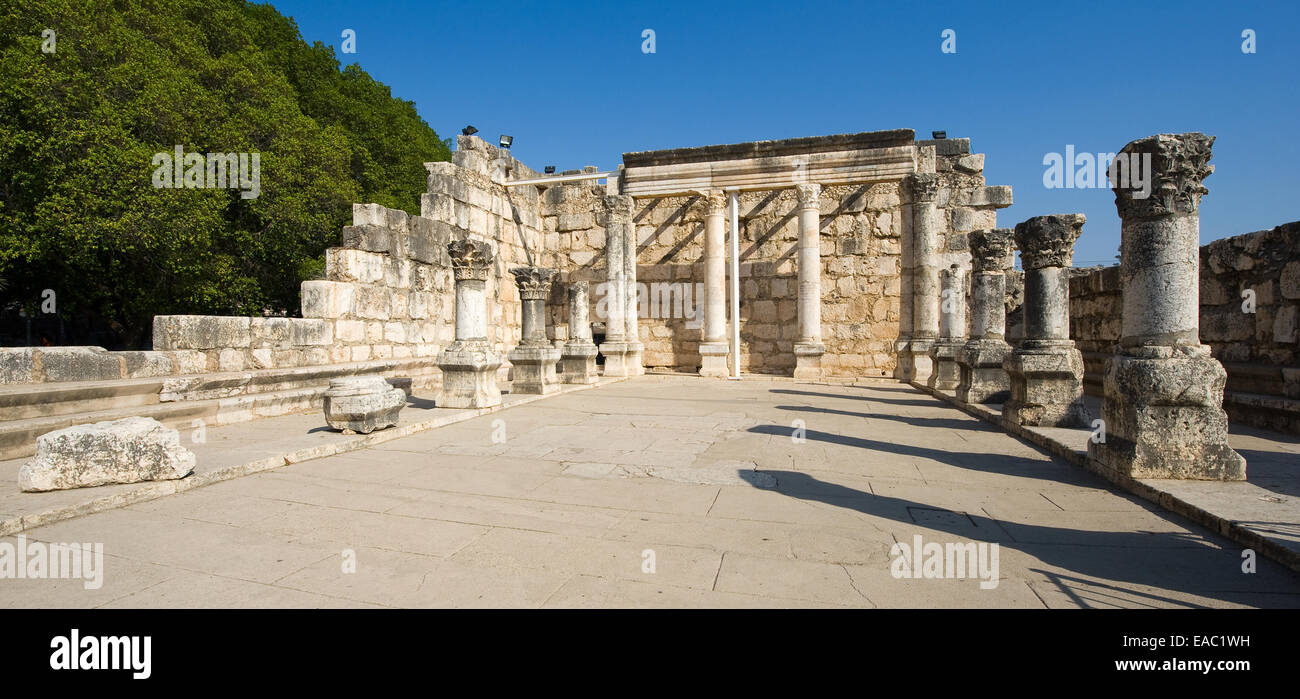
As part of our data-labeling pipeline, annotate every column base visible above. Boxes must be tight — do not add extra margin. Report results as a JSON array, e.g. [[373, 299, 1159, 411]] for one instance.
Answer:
[[507, 344, 562, 394], [793, 342, 825, 380], [1002, 343, 1089, 427], [956, 339, 1011, 404], [559, 342, 599, 384], [903, 338, 936, 385], [1088, 346, 1246, 480], [927, 339, 964, 390], [699, 341, 730, 378], [600, 341, 635, 377], [893, 339, 913, 380], [436, 342, 502, 409]]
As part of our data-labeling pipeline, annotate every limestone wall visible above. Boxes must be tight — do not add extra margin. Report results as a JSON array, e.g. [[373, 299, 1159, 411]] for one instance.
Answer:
[[1067, 220, 1300, 432]]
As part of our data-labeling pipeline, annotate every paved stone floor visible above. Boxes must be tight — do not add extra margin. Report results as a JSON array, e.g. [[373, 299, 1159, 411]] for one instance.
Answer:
[[2, 375, 1298, 608]]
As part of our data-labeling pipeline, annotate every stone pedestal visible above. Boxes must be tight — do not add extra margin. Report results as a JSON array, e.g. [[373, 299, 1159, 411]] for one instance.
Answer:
[[699, 341, 730, 378], [509, 266, 561, 394], [958, 228, 1014, 404], [560, 281, 599, 384], [324, 375, 405, 434], [928, 264, 965, 391], [1003, 215, 1089, 427], [1088, 133, 1245, 480], [902, 174, 940, 383], [793, 184, 825, 379], [437, 239, 502, 409]]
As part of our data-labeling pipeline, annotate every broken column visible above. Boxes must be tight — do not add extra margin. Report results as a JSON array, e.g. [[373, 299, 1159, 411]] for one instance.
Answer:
[[793, 183, 826, 379], [928, 264, 966, 390], [599, 194, 643, 376], [20, 416, 195, 491], [957, 228, 1014, 404], [698, 189, 729, 377], [1003, 214, 1089, 427], [560, 281, 599, 384], [900, 173, 940, 383], [436, 239, 502, 408], [324, 375, 405, 434], [508, 266, 561, 394], [1089, 133, 1245, 480]]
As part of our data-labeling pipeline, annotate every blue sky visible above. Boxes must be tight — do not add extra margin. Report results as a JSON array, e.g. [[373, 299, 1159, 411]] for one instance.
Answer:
[[271, 0, 1298, 265]]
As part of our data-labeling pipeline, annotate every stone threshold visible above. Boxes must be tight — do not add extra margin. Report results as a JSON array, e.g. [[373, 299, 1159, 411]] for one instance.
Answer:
[[914, 382, 1300, 574], [0, 377, 628, 537]]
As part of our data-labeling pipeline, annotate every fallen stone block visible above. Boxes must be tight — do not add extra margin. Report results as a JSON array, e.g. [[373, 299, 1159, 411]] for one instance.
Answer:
[[323, 375, 405, 434], [19, 417, 195, 492]]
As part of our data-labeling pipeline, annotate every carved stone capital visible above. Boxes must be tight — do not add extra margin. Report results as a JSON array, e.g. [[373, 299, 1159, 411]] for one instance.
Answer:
[[1013, 214, 1084, 270], [969, 228, 1015, 272], [510, 266, 557, 300], [701, 189, 727, 215], [794, 183, 822, 209], [903, 173, 940, 203], [602, 194, 634, 226], [447, 239, 493, 281], [1113, 132, 1214, 220]]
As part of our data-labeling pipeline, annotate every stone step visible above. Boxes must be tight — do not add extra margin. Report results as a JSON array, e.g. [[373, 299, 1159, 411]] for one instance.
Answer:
[[0, 358, 445, 460], [0, 377, 166, 421], [0, 400, 218, 461]]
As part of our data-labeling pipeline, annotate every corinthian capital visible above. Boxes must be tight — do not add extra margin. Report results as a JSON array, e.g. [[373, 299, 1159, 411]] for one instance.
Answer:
[[601, 194, 634, 226], [701, 189, 727, 215], [510, 266, 557, 300], [903, 173, 939, 203], [447, 239, 494, 281], [795, 183, 822, 209], [969, 228, 1015, 273], [1112, 132, 1214, 220], [1013, 214, 1084, 270]]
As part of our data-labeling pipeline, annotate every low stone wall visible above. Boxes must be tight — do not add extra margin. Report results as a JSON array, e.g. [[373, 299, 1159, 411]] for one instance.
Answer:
[[1067, 220, 1300, 433], [0, 346, 176, 383]]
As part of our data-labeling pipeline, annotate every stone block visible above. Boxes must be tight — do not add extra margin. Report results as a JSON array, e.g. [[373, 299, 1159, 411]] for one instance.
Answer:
[[1282, 261, 1300, 300], [353, 285, 392, 320], [341, 224, 391, 254], [289, 319, 333, 346], [39, 347, 125, 382], [300, 281, 355, 319], [327, 248, 386, 284], [0, 347, 35, 383], [121, 351, 174, 378], [323, 375, 406, 434], [335, 320, 366, 343], [437, 343, 503, 408], [250, 317, 292, 346], [967, 186, 1013, 208], [153, 315, 252, 350], [19, 417, 195, 491]]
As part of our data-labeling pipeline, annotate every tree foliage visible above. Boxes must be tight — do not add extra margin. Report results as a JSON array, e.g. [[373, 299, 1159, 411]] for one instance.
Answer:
[[0, 0, 450, 348]]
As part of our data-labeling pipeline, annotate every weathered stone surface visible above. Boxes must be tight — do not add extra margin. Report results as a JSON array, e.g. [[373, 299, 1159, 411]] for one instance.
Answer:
[[153, 315, 252, 351], [0, 347, 35, 383], [323, 375, 405, 434], [508, 345, 562, 394], [39, 347, 125, 382], [19, 417, 195, 492], [436, 345, 502, 408]]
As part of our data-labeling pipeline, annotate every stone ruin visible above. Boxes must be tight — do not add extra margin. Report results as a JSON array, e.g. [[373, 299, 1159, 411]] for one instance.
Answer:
[[1, 127, 1292, 487]]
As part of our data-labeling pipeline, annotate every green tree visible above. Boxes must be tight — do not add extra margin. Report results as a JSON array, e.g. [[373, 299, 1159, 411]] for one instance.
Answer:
[[0, 0, 450, 348]]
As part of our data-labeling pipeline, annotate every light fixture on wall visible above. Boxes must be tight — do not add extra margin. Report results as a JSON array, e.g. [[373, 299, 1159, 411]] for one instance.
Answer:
[[931, 130, 947, 139], [499, 135, 513, 149], [461, 125, 478, 136], [544, 166, 556, 174]]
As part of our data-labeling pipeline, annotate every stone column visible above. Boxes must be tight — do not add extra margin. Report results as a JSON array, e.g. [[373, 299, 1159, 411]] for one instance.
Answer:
[[900, 174, 940, 383], [507, 266, 561, 394], [793, 183, 826, 379], [599, 194, 640, 376], [560, 281, 599, 384], [1002, 215, 1089, 427], [957, 228, 1014, 404], [928, 264, 966, 390], [698, 190, 729, 377], [1089, 133, 1245, 480], [436, 239, 501, 408], [621, 194, 645, 376]]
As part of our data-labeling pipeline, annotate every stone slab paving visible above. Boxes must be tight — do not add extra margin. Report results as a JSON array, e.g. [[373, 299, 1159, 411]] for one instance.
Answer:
[[923, 388, 1300, 572], [2, 375, 1298, 608]]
